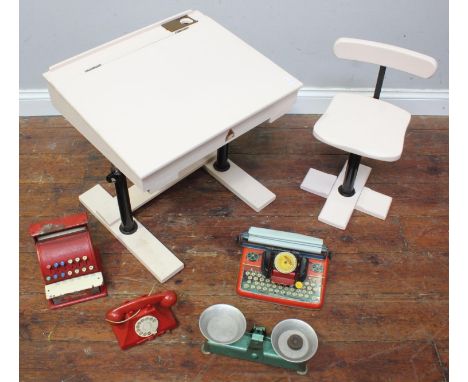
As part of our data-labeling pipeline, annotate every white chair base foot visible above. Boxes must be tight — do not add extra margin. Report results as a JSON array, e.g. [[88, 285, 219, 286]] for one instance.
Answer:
[[300, 168, 337, 198], [356, 187, 392, 220], [318, 162, 371, 230], [300, 164, 392, 230], [79, 185, 184, 283], [204, 158, 276, 212]]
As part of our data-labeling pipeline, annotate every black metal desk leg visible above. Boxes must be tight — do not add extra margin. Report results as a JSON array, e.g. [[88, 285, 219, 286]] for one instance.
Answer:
[[106, 168, 138, 234], [213, 144, 230, 172]]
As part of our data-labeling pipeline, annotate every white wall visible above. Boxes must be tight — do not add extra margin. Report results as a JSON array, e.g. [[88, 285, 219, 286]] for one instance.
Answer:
[[19, 0, 448, 115]]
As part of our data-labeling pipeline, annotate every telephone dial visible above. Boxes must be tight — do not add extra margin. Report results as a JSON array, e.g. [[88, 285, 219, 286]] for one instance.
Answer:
[[105, 291, 178, 350]]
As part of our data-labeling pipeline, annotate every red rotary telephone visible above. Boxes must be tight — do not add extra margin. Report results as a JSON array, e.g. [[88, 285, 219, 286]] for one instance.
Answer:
[[105, 291, 178, 350]]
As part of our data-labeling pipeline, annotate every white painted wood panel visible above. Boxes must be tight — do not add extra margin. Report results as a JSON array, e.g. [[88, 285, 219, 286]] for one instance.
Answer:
[[79, 185, 184, 282], [334, 38, 437, 78], [44, 10, 302, 192], [318, 163, 371, 230], [204, 158, 276, 212], [313, 93, 411, 161]]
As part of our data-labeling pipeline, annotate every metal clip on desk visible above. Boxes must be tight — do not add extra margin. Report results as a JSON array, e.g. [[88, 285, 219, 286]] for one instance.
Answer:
[[43, 10, 302, 282]]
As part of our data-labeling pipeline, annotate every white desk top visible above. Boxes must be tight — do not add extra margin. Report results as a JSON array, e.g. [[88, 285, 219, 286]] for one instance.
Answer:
[[44, 10, 302, 190]]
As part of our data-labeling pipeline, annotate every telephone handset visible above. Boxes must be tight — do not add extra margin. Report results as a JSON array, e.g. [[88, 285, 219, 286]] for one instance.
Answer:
[[105, 290, 178, 350]]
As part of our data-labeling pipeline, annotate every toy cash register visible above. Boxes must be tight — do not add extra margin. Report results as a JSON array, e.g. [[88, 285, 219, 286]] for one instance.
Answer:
[[29, 213, 107, 309], [237, 227, 330, 309]]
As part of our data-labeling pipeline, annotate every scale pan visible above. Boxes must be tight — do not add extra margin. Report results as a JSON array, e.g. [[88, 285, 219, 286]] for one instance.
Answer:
[[271, 319, 318, 363], [199, 304, 246, 344]]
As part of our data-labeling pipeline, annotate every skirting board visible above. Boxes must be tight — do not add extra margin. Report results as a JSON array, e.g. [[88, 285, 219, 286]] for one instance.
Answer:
[[19, 87, 449, 117]]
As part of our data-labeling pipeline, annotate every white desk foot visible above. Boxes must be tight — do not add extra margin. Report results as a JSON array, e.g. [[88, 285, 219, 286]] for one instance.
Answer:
[[79, 185, 184, 283], [301, 163, 392, 230], [204, 158, 276, 212]]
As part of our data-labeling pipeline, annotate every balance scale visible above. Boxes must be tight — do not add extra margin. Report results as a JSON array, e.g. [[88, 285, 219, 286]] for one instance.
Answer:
[[43, 10, 302, 282], [199, 304, 318, 375]]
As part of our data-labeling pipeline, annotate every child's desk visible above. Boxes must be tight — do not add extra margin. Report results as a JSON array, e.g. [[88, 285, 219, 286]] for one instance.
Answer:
[[44, 10, 302, 283]]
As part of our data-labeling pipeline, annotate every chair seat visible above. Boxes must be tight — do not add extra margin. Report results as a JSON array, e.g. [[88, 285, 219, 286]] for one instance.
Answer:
[[313, 93, 411, 161]]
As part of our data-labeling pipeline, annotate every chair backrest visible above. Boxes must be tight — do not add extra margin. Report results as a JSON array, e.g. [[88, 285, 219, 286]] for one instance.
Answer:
[[334, 38, 437, 78]]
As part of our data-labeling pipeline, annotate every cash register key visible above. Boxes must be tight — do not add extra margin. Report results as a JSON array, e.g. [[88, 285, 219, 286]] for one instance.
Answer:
[[75, 257, 80, 263], [54, 262, 59, 268], [53, 274, 58, 279], [46, 276, 51, 281], [60, 261, 65, 267], [74, 269, 80, 274], [89, 265, 94, 271], [68, 259, 73, 265], [46, 264, 51, 270], [82, 267, 87, 273], [61, 272, 65, 278], [82, 256, 88, 261], [67, 271, 73, 276]]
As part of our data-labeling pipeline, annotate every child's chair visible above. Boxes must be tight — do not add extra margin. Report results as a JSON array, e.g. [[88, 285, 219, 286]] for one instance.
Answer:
[[301, 38, 437, 229]]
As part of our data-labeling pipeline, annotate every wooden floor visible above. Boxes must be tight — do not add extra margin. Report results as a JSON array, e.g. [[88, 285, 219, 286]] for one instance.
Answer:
[[19, 115, 448, 382]]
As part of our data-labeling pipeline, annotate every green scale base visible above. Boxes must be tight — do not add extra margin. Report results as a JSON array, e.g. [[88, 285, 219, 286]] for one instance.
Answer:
[[201, 326, 308, 375]]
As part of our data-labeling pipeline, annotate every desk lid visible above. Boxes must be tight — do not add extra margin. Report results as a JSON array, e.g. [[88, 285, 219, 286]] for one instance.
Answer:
[[44, 10, 302, 189]]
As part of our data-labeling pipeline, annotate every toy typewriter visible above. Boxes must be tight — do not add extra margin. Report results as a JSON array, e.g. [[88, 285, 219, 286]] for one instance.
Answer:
[[237, 227, 330, 309]]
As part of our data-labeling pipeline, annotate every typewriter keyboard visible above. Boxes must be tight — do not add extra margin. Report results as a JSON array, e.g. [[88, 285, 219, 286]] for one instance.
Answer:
[[239, 269, 323, 303]]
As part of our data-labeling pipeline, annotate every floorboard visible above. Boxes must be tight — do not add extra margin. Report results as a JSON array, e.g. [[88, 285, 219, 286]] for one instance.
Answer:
[[19, 115, 448, 382]]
